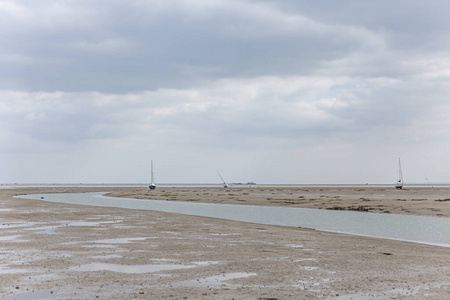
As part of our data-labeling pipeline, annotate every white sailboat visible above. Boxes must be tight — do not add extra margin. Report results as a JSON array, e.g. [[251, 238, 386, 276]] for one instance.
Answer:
[[149, 160, 156, 190], [395, 158, 403, 189], [217, 171, 228, 188]]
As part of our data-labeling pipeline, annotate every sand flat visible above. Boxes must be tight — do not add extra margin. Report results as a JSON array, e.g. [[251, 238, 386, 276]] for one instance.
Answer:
[[1, 186, 449, 299], [110, 185, 450, 217]]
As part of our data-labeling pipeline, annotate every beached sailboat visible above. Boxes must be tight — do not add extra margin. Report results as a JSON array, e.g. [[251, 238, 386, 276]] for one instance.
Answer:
[[217, 171, 228, 188], [149, 160, 156, 190], [395, 158, 403, 189]]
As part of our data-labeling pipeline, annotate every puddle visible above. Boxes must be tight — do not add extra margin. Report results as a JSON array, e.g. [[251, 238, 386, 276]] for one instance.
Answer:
[[82, 244, 117, 248], [93, 237, 150, 244], [0, 235, 26, 242], [66, 221, 116, 227], [191, 261, 220, 266], [90, 254, 122, 259], [0, 224, 15, 229], [60, 241, 80, 246], [24, 225, 64, 234], [0, 266, 31, 275], [87, 216, 124, 221], [68, 261, 219, 274], [210, 233, 242, 236], [0, 222, 40, 229], [295, 258, 317, 262], [109, 225, 138, 229], [69, 263, 196, 273], [0, 290, 91, 300], [170, 272, 257, 288], [286, 244, 304, 248], [152, 258, 180, 263], [162, 231, 181, 235], [302, 266, 319, 271]]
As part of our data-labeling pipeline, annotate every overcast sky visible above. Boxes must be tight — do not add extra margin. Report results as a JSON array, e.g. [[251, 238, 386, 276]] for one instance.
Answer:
[[2, 0, 450, 184]]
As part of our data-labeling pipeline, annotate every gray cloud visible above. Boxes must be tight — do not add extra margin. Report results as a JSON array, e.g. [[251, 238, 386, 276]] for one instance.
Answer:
[[2, 0, 450, 184], [1, 0, 383, 92]]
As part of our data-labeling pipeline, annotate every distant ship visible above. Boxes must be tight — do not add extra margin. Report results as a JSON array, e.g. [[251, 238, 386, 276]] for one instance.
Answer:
[[232, 182, 256, 186], [149, 160, 156, 190], [395, 158, 403, 189]]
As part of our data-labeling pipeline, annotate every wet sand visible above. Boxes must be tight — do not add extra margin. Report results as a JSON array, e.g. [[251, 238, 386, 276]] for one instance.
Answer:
[[1, 186, 449, 299]]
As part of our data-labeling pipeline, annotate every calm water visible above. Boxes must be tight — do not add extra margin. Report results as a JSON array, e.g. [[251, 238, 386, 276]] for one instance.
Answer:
[[17, 192, 450, 247]]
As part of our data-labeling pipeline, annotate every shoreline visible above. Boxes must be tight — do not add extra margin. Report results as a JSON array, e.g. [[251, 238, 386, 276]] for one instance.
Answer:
[[1, 186, 449, 299]]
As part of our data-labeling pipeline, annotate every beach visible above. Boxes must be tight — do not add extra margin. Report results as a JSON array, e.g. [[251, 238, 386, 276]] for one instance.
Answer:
[[1, 186, 449, 299]]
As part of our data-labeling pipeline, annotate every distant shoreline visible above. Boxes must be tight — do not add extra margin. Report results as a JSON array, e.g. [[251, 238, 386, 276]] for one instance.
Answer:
[[2, 183, 449, 187]]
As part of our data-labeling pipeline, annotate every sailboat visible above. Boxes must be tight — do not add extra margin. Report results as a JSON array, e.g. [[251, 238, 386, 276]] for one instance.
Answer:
[[149, 160, 156, 190], [395, 158, 403, 189], [217, 171, 228, 188]]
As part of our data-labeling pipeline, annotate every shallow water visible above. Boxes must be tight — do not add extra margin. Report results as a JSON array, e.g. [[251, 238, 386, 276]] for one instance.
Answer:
[[93, 237, 150, 244], [0, 290, 91, 300], [69, 262, 195, 273], [68, 261, 218, 274], [0, 265, 32, 275], [17, 192, 450, 247], [0, 235, 26, 242]]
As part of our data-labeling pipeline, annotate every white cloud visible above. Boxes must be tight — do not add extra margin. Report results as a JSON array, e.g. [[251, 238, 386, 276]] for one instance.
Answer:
[[2, 73, 448, 150], [0, 0, 27, 19]]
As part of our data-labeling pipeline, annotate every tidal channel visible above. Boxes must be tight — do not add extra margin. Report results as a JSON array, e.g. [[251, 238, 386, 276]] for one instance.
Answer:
[[17, 192, 450, 247]]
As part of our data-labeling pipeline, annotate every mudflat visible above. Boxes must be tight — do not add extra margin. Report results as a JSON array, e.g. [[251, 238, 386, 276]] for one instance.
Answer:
[[109, 185, 450, 217], [1, 186, 449, 299]]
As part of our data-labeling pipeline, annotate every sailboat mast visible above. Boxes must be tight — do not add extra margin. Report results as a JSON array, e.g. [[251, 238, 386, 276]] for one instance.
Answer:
[[217, 171, 225, 184], [149, 160, 156, 190], [395, 158, 404, 189], [151, 160, 154, 184]]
